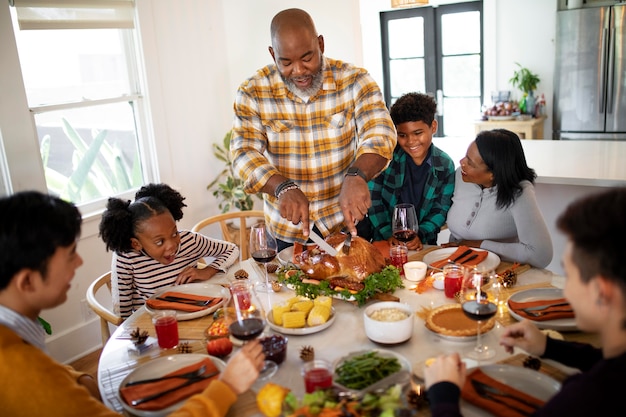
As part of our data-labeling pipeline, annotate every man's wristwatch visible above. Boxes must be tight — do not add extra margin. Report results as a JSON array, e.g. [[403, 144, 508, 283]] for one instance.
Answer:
[[345, 167, 367, 182]]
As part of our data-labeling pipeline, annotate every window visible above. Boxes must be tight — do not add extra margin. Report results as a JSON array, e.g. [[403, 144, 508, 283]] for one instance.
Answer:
[[381, 1, 483, 137], [9, 0, 156, 211]]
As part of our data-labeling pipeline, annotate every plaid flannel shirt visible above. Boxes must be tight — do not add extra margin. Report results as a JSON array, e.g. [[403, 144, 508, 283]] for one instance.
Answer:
[[231, 57, 396, 242], [367, 145, 455, 244]]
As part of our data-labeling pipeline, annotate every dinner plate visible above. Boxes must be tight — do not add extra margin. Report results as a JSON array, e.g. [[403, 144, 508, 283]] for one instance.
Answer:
[[508, 288, 578, 331], [118, 354, 226, 417], [145, 283, 230, 321], [277, 247, 294, 265], [423, 247, 500, 271], [332, 349, 411, 395], [266, 307, 336, 335]]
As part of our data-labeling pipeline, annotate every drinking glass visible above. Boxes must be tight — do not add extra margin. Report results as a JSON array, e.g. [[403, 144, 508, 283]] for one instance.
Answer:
[[227, 281, 277, 380], [392, 203, 419, 246], [460, 266, 498, 360], [249, 222, 278, 292]]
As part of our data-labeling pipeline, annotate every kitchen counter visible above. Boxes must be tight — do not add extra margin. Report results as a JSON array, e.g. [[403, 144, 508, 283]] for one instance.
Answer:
[[433, 137, 626, 187]]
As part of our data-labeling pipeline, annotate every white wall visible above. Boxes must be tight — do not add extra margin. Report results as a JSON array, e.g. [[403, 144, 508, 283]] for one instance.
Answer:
[[0, 0, 568, 363]]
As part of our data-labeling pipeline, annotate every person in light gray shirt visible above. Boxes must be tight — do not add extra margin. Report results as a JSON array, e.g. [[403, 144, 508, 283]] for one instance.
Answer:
[[445, 129, 552, 268]]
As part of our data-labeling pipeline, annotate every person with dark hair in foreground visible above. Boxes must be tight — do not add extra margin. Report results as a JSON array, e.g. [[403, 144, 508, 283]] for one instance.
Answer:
[[425, 187, 626, 416], [444, 129, 553, 268], [0, 191, 265, 416]]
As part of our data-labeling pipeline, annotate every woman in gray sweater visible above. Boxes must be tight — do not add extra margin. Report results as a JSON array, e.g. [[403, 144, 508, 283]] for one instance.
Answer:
[[445, 129, 552, 268]]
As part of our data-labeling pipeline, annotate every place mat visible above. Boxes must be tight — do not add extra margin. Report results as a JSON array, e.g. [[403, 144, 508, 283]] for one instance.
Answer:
[[499, 353, 570, 383], [119, 311, 214, 340]]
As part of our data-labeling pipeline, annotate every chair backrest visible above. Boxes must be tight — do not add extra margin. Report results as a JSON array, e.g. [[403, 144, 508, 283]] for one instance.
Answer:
[[191, 210, 265, 260], [86, 271, 124, 345]]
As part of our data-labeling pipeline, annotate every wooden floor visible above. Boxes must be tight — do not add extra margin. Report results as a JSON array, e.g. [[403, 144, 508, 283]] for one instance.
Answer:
[[69, 348, 102, 376]]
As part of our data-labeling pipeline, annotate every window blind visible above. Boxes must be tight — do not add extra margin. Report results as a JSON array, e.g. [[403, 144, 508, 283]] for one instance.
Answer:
[[10, 0, 135, 29]]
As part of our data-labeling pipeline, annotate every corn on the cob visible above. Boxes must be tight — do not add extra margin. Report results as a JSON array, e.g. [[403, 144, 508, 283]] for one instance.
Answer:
[[286, 296, 307, 308], [313, 296, 332, 309], [282, 311, 306, 328], [291, 300, 314, 315], [307, 305, 331, 326], [271, 302, 290, 326]]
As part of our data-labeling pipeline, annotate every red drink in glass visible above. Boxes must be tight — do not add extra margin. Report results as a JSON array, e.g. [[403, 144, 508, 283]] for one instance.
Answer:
[[154, 315, 179, 349], [389, 246, 408, 275], [304, 367, 333, 393], [443, 264, 464, 299]]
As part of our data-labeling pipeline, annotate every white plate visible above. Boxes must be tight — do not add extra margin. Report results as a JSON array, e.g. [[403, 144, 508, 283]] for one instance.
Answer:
[[145, 283, 230, 321], [333, 349, 411, 395], [508, 288, 578, 331], [266, 307, 336, 335], [488, 115, 516, 121], [479, 364, 561, 401], [277, 247, 294, 265], [119, 354, 226, 417], [423, 247, 500, 271]]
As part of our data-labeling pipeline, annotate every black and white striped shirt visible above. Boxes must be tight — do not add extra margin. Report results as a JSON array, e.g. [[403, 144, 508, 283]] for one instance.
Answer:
[[111, 230, 238, 319]]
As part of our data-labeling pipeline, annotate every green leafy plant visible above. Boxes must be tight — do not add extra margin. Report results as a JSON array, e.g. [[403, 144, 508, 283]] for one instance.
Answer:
[[207, 130, 262, 212], [509, 63, 540, 94], [40, 117, 143, 202]]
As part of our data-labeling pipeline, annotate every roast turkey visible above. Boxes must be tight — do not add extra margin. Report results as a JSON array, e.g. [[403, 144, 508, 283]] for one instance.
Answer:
[[293, 233, 387, 283]]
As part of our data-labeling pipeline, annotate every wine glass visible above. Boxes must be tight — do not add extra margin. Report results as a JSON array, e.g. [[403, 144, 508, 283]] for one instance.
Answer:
[[249, 222, 278, 293], [460, 266, 498, 360], [392, 203, 419, 246], [227, 280, 277, 380]]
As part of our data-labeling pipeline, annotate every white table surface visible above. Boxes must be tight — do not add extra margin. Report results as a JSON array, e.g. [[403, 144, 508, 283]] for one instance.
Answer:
[[98, 256, 569, 416]]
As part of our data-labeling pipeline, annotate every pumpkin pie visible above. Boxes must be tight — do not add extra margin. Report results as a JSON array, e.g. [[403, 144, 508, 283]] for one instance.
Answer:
[[426, 304, 495, 337]]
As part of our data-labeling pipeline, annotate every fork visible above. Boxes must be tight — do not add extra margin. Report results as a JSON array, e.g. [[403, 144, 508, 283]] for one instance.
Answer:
[[130, 370, 219, 406], [156, 296, 211, 306], [522, 309, 573, 318], [471, 379, 540, 415], [124, 364, 207, 386]]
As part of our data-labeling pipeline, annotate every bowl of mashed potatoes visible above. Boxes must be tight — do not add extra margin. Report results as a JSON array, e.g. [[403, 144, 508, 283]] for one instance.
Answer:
[[363, 302, 414, 344]]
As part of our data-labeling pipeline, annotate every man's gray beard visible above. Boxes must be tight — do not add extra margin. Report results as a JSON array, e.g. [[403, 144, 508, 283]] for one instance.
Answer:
[[283, 66, 324, 97]]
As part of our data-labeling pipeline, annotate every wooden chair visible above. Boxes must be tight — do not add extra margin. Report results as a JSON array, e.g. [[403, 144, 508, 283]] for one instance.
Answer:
[[86, 272, 124, 345], [191, 210, 265, 260]]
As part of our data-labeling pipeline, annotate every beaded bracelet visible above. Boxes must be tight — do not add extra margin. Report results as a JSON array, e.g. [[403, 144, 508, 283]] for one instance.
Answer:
[[275, 180, 300, 199]]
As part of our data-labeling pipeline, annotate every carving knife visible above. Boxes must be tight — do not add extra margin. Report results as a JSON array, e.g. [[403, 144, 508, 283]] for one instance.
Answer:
[[342, 232, 352, 255], [309, 228, 338, 256]]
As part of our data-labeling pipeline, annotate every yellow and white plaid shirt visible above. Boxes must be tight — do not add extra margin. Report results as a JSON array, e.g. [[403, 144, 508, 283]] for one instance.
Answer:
[[231, 57, 396, 243]]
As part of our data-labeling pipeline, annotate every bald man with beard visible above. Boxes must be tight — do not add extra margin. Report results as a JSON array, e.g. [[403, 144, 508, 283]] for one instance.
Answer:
[[230, 8, 396, 251]]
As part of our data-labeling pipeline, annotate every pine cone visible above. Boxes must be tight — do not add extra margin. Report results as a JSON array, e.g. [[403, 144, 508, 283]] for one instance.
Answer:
[[266, 263, 279, 274], [178, 341, 192, 354], [299, 345, 315, 362], [130, 327, 148, 346], [234, 269, 249, 280], [498, 270, 517, 288]]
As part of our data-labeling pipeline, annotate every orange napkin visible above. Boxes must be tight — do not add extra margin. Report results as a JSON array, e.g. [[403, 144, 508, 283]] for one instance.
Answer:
[[508, 297, 574, 321], [120, 358, 219, 411], [461, 368, 545, 417], [145, 291, 222, 312], [372, 240, 391, 260], [430, 246, 489, 270]]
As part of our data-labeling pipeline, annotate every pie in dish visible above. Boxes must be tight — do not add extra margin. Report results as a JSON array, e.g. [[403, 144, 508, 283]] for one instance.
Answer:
[[426, 304, 495, 337]]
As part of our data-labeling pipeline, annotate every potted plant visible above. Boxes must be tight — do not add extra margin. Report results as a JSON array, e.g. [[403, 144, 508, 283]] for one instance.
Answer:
[[509, 63, 541, 115], [207, 130, 262, 212]]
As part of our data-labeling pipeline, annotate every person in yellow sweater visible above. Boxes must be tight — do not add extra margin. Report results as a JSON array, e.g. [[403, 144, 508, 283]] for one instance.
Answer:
[[0, 191, 265, 417]]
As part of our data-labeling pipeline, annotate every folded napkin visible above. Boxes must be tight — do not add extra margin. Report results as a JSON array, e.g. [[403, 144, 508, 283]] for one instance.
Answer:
[[508, 297, 574, 321], [461, 368, 545, 417], [145, 291, 223, 312], [430, 246, 489, 270], [120, 358, 219, 411]]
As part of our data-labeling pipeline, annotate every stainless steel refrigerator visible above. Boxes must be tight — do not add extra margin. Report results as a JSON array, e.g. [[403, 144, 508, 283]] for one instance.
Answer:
[[553, 4, 626, 140]]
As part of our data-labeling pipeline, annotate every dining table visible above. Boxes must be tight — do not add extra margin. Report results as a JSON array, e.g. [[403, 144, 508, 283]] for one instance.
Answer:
[[97, 246, 600, 417]]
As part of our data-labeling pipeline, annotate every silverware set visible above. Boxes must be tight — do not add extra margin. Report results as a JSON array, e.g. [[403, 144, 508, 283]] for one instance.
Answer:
[[155, 296, 212, 306], [471, 379, 541, 416], [520, 302, 572, 317], [129, 368, 220, 406]]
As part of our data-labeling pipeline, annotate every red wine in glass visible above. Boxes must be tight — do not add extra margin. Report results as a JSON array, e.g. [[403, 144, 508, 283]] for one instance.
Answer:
[[251, 249, 277, 264], [393, 230, 417, 243], [229, 317, 265, 341], [461, 299, 497, 321]]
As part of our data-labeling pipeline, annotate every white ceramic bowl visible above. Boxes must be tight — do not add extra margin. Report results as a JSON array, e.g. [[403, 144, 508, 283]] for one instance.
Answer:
[[363, 302, 414, 344], [432, 272, 445, 290], [404, 261, 427, 282]]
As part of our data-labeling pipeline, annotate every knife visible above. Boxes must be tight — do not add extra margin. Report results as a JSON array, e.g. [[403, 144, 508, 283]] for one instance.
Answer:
[[309, 228, 338, 256], [155, 296, 212, 306], [450, 248, 473, 263], [520, 302, 569, 312]]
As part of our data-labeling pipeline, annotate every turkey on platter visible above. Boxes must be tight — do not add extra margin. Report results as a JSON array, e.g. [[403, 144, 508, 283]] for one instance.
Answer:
[[293, 233, 387, 291]]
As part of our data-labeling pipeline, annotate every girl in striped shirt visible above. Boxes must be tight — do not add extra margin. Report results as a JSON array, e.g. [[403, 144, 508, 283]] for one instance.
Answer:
[[99, 183, 239, 319]]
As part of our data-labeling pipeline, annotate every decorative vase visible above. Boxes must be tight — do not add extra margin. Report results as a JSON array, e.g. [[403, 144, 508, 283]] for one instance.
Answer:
[[525, 91, 536, 116]]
